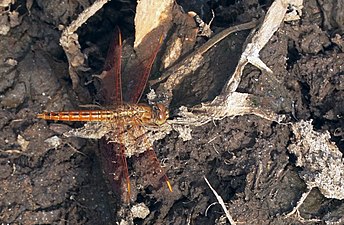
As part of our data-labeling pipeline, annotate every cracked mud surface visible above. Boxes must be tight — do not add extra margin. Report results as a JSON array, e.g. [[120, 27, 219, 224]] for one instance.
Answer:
[[1, 0, 343, 224]]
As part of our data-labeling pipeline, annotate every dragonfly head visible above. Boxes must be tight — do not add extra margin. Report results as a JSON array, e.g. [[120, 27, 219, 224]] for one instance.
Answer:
[[152, 103, 169, 125]]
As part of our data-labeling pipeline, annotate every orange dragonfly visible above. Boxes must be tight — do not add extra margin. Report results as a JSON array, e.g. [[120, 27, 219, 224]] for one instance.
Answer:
[[38, 27, 172, 201]]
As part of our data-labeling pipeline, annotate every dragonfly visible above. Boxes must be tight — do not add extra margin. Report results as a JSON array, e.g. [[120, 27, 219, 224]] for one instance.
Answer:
[[38, 27, 172, 201]]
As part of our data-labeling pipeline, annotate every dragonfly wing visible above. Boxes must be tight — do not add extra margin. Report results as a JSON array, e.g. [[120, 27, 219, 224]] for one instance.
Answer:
[[123, 34, 163, 103], [133, 147, 172, 192], [129, 123, 172, 192], [98, 138, 131, 200], [100, 26, 122, 105]]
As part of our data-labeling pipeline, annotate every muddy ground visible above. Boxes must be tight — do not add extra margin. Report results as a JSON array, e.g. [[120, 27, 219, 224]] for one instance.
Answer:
[[0, 0, 343, 224]]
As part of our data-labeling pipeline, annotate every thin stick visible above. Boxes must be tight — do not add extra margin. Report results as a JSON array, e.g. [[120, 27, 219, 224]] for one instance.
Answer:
[[150, 20, 259, 86], [204, 176, 236, 225], [284, 188, 312, 218]]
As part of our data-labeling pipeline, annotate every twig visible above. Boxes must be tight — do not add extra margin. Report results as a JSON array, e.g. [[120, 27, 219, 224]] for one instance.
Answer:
[[284, 188, 312, 218], [0, 149, 27, 155], [284, 187, 323, 223], [204, 176, 236, 225]]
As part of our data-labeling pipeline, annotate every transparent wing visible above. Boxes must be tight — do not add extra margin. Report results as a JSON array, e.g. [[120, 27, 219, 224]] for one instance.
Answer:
[[100, 26, 122, 105]]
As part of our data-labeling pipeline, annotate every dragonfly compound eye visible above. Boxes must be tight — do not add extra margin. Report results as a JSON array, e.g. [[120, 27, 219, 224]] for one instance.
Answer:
[[152, 104, 168, 125]]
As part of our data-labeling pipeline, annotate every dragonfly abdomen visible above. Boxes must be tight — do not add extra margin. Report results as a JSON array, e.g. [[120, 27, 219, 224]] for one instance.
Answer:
[[37, 103, 168, 125], [37, 110, 117, 122]]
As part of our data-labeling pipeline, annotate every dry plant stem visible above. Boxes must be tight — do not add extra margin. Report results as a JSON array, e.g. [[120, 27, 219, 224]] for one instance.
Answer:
[[220, 0, 304, 94], [0, 149, 25, 154], [171, 0, 302, 126], [151, 20, 259, 89], [284, 189, 327, 222], [174, 93, 284, 127], [283, 188, 317, 220], [60, 0, 110, 89], [204, 176, 236, 225]]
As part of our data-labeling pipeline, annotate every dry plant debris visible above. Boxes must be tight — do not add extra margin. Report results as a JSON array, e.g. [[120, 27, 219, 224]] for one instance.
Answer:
[[59, 0, 110, 88], [285, 120, 344, 221], [0, 0, 14, 7], [65, 121, 172, 158], [0, 0, 21, 35], [164, 0, 303, 138], [288, 120, 344, 200]]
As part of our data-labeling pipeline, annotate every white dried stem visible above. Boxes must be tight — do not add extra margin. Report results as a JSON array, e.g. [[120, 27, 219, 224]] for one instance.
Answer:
[[204, 176, 236, 225], [175, 93, 285, 127], [284, 188, 312, 218], [284, 188, 322, 223]]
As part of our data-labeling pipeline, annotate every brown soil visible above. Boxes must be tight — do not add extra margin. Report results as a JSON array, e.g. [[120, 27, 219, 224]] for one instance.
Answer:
[[0, 0, 343, 225]]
